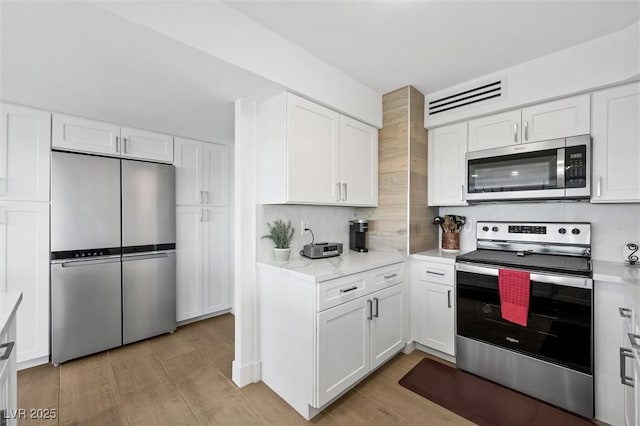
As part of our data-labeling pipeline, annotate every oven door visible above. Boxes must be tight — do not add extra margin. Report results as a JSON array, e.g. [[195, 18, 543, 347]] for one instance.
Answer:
[[456, 262, 593, 374]]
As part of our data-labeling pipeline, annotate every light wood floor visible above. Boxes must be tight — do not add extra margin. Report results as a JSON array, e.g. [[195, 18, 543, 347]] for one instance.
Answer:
[[18, 314, 473, 425]]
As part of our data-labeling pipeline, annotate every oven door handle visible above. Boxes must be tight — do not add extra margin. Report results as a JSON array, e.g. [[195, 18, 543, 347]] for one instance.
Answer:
[[456, 262, 592, 289]]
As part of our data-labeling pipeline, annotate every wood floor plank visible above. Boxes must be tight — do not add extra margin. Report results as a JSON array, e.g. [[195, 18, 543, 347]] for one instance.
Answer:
[[325, 386, 410, 425], [17, 363, 59, 426], [176, 368, 264, 425], [58, 354, 128, 426], [110, 352, 173, 396], [238, 382, 309, 426], [148, 330, 197, 362], [121, 383, 199, 426], [160, 349, 215, 385]]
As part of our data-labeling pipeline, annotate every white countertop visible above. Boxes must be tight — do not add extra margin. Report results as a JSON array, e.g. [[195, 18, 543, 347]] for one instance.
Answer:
[[257, 250, 406, 282], [1, 292, 22, 337], [410, 248, 469, 264], [593, 260, 640, 284]]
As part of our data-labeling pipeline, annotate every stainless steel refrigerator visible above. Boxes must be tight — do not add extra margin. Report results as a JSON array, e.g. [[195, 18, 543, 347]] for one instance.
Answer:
[[50, 151, 176, 365]]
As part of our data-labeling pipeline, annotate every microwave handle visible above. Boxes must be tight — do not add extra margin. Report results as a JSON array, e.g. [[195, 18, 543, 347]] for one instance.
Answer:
[[557, 148, 565, 189]]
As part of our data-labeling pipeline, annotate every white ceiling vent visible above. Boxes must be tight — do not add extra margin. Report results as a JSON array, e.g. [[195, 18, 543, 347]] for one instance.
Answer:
[[428, 78, 505, 116]]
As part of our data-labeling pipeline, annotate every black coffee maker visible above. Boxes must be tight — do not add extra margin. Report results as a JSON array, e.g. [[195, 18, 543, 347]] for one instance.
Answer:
[[349, 220, 369, 252]]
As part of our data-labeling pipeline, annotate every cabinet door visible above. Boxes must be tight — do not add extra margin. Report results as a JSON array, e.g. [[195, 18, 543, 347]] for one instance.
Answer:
[[175, 138, 204, 205], [121, 126, 173, 163], [203, 143, 229, 206], [0, 316, 17, 426], [0, 202, 49, 363], [338, 116, 378, 206], [521, 94, 590, 143], [468, 110, 521, 151], [176, 206, 203, 321], [428, 123, 467, 206], [0, 104, 51, 202], [370, 284, 405, 370], [52, 114, 120, 156], [422, 281, 455, 356], [287, 94, 340, 204], [591, 82, 640, 203], [317, 297, 369, 407], [202, 207, 229, 314]]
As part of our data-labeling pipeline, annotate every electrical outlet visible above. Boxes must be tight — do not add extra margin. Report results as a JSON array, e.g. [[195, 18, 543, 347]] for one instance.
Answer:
[[300, 220, 309, 235]]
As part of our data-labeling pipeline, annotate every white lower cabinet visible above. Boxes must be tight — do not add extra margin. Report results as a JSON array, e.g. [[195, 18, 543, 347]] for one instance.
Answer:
[[411, 258, 455, 357], [0, 202, 49, 366], [259, 260, 407, 420], [176, 206, 229, 322]]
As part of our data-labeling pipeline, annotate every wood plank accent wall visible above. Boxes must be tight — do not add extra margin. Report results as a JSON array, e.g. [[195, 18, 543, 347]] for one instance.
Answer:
[[355, 86, 438, 254]]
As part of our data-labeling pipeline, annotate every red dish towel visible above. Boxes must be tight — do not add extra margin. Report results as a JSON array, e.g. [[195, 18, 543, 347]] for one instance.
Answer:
[[498, 269, 531, 327]]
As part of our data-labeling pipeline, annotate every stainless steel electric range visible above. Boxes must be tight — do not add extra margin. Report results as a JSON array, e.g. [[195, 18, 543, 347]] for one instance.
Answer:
[[455, 221, 593, 418]]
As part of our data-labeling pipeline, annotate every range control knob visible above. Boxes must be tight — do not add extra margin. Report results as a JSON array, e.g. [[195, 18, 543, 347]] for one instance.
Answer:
[[558, 228, 567, 234], [572, 228, 581, 235], [492, 226, 499, 232], [482, 226, 489, 232]]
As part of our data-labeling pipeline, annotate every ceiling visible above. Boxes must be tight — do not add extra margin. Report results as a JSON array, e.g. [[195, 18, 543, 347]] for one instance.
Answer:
[[228, 0, 640, 96], [0, 1, 282, 142]]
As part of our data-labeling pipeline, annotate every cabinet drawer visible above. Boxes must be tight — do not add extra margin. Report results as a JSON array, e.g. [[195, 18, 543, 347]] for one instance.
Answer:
[[371, 263, 405, 292], [417, 261, 454, 286], [318, 272, 369, 312]]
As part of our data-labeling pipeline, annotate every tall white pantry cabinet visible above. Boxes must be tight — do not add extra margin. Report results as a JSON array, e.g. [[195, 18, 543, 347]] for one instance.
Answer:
[[174, 137, 231, 322], [0, 103, 51, 367]]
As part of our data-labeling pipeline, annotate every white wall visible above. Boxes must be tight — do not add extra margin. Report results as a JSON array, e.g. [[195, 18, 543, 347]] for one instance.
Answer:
[[426, 21, 640, 128], [257, 205, 356, 262], [439, 202, 640, 262]]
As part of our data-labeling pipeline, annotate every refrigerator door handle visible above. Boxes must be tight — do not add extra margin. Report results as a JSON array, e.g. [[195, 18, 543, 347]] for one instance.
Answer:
[[55, 256, 122, 268], [122, 252, 173, 261]]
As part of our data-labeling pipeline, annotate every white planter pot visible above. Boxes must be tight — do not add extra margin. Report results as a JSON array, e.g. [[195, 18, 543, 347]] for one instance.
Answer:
[[273, 248, 291, 262]]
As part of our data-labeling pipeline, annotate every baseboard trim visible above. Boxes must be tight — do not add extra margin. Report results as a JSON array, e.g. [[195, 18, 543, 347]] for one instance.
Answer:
[[18, 355, 49, 371], [177, 308, 233, 327], [232, 360, 261, 388]]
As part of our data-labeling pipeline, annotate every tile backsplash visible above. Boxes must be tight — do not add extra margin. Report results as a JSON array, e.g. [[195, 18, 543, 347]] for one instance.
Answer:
[[257, 204, 356, 261], [439, 202, 640, 262]]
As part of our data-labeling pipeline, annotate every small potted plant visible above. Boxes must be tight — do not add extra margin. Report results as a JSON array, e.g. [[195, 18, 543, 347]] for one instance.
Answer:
[[261, 219, 295, 261]]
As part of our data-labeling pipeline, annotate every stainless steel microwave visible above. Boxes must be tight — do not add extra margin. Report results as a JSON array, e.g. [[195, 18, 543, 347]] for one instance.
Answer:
[[466, 135, 591, 202]]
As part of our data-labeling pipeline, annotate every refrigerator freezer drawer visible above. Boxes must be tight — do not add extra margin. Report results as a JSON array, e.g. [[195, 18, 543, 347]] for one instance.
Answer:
[[122, 251, 176, 345], [51, 257, 122, 364]]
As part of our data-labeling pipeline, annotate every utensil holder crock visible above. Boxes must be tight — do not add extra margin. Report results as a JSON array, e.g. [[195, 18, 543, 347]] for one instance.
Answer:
[[442, 232, 460, 252]]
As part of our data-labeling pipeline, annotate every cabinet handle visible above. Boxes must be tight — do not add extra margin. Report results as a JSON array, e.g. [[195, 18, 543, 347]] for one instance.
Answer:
[[426, 270, 445, 276], [0, 341, 14, 361], [115, 136, 120, 153], [205, 191, 210, 204], [200, 209, 204, 222], [628, 333, 640, 349], [123, 137, 128, 154], [596, 176, 602, 197], [340, 286, 358, 293], [524, 121, 529, 141], [342, 183, 347, 201], [513, 122, 518, 143], [204, 209, 209, 223], [620, 307, 633, 319], [367, 299, 373, 320], [620, 347, 635, 387], [447, 290, 452, 308], [384, 273, 398, 280], [460, 185, 464, 201], [373, 297, 379, 318], [0, 207, 5, 225], [200, 191, 204, 204], [336, 183, 341, 202]]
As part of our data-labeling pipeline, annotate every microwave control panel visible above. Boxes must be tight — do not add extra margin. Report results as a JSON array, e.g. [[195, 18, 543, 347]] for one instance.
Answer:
[[565, 145, 587, 188]]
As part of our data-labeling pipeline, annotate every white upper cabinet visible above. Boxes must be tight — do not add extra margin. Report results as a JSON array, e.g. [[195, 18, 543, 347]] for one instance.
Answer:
[[53, 114, 120, 156], [466, 94, 590, 152], [591, 82, 640, 203], [338, 115, 378, 206], [120, 126, 173, 163], [53, 114, 173, 163], [521, 94, 590, 143], [259, 93, 378, 207], [287, 94, 340, 204], [175, 137, 229, 206], [428, 122, 467, 206], [0, 104, 51, 202], [468, 110, 521, 151]]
